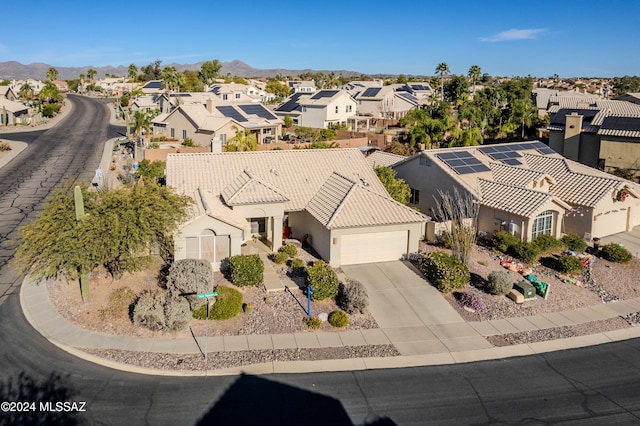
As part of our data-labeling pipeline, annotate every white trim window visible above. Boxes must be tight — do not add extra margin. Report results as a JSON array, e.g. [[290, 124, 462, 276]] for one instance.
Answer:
[[532, 210, 553, 238], [185, 230, 230, 264]]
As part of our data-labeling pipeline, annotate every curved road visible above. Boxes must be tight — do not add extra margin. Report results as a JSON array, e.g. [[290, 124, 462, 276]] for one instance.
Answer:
[[1, 97, 640, 425]]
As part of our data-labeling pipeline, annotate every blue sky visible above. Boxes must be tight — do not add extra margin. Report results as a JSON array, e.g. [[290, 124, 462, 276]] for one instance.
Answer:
[[1, 0, 638, 77]]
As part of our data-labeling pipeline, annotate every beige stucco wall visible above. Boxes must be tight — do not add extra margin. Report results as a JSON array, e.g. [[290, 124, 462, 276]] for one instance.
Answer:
[[287, 210, 332, 261], [600, 137, 640, 173]]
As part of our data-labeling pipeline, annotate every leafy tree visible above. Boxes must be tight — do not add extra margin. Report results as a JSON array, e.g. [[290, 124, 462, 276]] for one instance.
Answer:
[[128, 64, 138, 81], [508, 98, 537, 139], [141, 59, 162, 81], [136, 159, 166, 183], [443, 74, 470, 105], [613, 76, 640, 95], [181, 70, 204, 92], [200, 59, 222, 86], [265, 80, 291, 98], [283, 115, 294, 128], [224, 126, 257, 152], [318, 128, 336, 141], [38, 83, 62, 104], [396, 74, 408, 84], [46, 67, 58, 82], [435, 62, 450, 99], [160, 66, 183, 92], [448, 127, 483, 147], [374, 166, 410, 205]]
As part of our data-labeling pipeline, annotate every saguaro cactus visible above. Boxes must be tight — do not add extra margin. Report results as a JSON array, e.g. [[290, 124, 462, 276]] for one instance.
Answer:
[[74, 185, 90, 301]]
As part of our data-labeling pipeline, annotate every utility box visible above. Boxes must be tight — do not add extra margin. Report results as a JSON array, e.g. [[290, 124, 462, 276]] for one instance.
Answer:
[[514, 280, 536, 300]]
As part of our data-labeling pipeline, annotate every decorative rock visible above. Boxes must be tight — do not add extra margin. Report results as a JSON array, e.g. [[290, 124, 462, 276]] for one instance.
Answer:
[[507, 289, 524, 304], [318, 312, 328, 322]]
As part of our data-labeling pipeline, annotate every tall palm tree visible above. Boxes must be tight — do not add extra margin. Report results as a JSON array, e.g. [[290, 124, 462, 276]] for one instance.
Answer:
[[87, 68, 97, 82], [468, 65, 481, 94], [46, 67, 59, 82], [131, 110, 151, 139], [435, 62, 450, 100], [224, 126, 257, 152], [18, 82, 34, 102]]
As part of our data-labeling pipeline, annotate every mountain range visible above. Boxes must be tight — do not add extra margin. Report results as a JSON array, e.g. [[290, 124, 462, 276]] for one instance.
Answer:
[[0, 60, 365, 81]]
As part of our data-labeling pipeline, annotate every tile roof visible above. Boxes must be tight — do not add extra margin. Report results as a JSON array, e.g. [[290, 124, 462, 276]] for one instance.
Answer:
[[488, 162, 554, 188], [366, 151, 407, 168], [221, 170, 289, 205], [0, 98, 28, 113], [478, 179, 569, 217], [197, 188, 252, 233], [167, 149, 427, 229]]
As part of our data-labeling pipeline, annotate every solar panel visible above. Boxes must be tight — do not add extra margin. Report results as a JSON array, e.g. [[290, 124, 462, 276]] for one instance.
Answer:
[[362, 87, 381, 97], [216, 105, 247, 122], [238, 104, 277, 120], [550, 108, 599, 126], [310, 90, 339, 99], [503, 158, 522, 166], [399, 93, 418, 102], [436, 151, 490, 174], [275, 93, 305, 113], [601, 116, 640, 132], [411, 84, 430, 91], [143, 81, 163, 89]]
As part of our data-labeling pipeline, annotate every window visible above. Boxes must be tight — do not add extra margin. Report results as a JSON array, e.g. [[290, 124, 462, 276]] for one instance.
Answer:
[[335, 106, 339, 114], [346, 105, 352, 113], [409, 188, 420, 204], [532, 210, 553, 238], [170, 128, 175, 138], [235, 93, 240, 99], [184, 231, 230, 263], [220, 133, 227, 145], [222, 94, 228, 100], [302, 106, 307, 112], [182, 130, 187, 139]]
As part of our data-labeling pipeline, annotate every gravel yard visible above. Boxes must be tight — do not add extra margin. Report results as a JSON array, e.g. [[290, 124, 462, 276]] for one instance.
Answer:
[[46, 240, 640, 371]]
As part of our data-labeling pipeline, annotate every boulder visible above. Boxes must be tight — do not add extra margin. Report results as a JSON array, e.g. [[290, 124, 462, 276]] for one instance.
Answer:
[[507, 289, 524, 304]]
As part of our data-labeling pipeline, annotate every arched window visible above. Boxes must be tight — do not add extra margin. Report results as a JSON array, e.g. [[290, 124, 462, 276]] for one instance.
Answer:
[[532, 210, 553, 238]]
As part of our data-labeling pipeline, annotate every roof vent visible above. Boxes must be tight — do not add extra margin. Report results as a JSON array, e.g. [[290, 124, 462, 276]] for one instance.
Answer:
[[270, 168, 278, 176], [360, 178, 369, 187]]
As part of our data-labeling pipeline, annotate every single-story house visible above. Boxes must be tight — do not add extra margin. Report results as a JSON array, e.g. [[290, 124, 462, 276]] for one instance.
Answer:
[[166, 148, 428, 270], [0, 98, 29, 125], [392, 141, 639, 242]]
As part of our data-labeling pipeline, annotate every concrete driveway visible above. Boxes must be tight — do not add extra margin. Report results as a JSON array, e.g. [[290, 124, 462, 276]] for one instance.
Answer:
[[341, 261, 492, 355], [599, 226, 640, 258]]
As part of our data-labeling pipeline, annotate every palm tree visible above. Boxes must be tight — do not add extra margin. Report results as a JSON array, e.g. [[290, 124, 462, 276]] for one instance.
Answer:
[[131, 110, 151, 139], [46, 67, 59, 82], [128, 64, 138, 81], [18, 82, 34, 103], [435, 62, 450, 100], [224, 126, 257, 152], [468, 65, 481, 94], [87, 68, 97, 82]]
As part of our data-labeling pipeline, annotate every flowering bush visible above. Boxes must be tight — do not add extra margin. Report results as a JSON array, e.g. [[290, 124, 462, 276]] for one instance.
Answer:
[[460, 292, 487, 312]]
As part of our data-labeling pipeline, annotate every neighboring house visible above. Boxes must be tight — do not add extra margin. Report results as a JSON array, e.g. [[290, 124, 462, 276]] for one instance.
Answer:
[[352, 84, 419, 119], [0, 98, 30, 125], [0, 85, 19, 101], [209, 83, 265, 103], [392, 141, 639, 243], [152, 98, 282, 147], [287, 80, 316, 93], [548, 100, 640, 176], [141, 80, 165, 95], [397, 82, 434, 103], [10, 79, 45, 96], [533, 88, 602, 117], [614, 92, 640, 105], [274, 89, 356, 128], [130, 95, 161, 112], [166, 149, 427, 270], [364, 150, 406, 168]]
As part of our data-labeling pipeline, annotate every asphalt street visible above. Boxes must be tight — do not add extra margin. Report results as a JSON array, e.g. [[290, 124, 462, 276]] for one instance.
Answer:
[[1, 95, 640, 425]]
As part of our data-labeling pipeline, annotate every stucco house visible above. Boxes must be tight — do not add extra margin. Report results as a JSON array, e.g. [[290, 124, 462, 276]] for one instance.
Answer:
[[152, 98, 282, 147], [0, 86, 19, 102], [0, 98, 29, 125], [351, 84, 419, 120], [274, 90, 356, 128], [392, 141, 639, 243], [548, 100, 640, 177], [166, 149, 427, 270]]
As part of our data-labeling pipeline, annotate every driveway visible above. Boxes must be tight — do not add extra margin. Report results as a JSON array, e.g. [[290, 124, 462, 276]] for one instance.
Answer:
[[599, 225, 640, 258], [341, 261, 492, 355]]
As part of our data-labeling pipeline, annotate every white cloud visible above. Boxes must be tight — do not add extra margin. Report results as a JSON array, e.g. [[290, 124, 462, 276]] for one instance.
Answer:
[[480, 28, 547, 42]]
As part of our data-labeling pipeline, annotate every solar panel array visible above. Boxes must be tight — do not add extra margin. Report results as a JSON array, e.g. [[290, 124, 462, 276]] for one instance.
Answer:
[[478, 141, 555, 164], [216, 105, 247, 122], [361, 87, 381, 97], [410, 84, 430, 91], [435, 151, 491, 175], [600, 116, 640, 132], [238, 104, 277, 120], [310, 90, 339, 99], [550, 108, 598, 126], [275, 93, 305, 113], [143, 81, 163, 89], [398, 93, 418, 103]]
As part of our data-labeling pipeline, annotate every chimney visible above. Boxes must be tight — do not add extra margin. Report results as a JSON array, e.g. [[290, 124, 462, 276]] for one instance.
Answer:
[[563, 112, 583, 161], [205, 98, 214, 114]]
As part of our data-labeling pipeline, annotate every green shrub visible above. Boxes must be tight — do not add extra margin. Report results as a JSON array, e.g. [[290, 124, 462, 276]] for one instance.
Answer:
[[103, 286, 136, 318], [148, 143, 160, 149], [305, 260, 339, 301], [278, 244, 298, 258], [492, 231, 520, 254], [509, 242, 540, 263], [165, 258, 213, 309], [192, 286, 243, 320], [337, 278, 369, 314], [229, 254, 264, 286], [303, 316, 322, 329], [486, 270, 513, 296], [419, 251, 470, 293], [328, 310, 349, 327], [42, 103, 61, 118], [133, 289, 191, 332], [532, 234, 564, 252], [601, 243, 633, 263], [0, 141, 11, 151], [273, 251, 289, 265], [182, 137, 196, 147], [288, 257, 305, 272], [556, 255, 584, 274], [561, 233, 588, 252]]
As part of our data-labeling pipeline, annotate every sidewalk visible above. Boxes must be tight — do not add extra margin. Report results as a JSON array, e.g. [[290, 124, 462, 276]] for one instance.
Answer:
[[19, 273, 640, 377]]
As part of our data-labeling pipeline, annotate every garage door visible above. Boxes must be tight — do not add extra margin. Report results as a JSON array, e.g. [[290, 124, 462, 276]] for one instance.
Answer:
[[340, 230, 408, 265], [593, 207, 629, 238]]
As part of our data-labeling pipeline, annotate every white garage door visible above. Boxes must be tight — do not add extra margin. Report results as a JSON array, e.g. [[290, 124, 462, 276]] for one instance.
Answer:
[[340, 230, 408, 265], [593, 207, 628, 238]]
